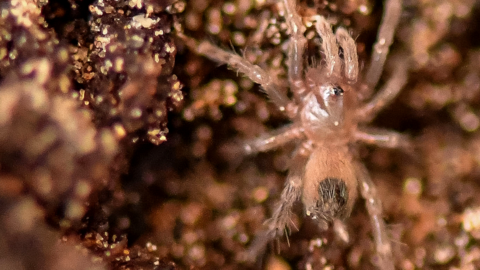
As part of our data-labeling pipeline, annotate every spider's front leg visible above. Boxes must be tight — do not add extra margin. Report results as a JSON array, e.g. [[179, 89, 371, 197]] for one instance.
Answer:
[[354, 162, 395, 270], [357, 54, 409, 122], [178, 34, 296, 116], [283, 0, 308, 102], [365, 0, 404, 91]]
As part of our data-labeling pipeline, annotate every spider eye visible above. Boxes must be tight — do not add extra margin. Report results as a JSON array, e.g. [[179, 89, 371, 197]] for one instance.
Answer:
[[332, 86, 344, 96]]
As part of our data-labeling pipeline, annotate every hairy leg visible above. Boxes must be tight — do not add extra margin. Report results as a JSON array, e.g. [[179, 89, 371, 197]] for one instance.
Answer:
[[364, 0, 403, 91], [243, 124, 304, 155], [354, 126, 411, 149], [178, 34, 296, 116], [354, 162, 395, 270], [242, 143, 310, 261], [357, 55, 408, 122], [283, 0, 308, 103], [312, 15, 341, 77], [335, 28, 359, 83]]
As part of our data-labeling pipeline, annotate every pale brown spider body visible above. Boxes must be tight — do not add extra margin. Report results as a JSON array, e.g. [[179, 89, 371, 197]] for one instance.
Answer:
[[294, 67, 360, 225], [302, 145, 358, 223], [180, 0, 410, 269]]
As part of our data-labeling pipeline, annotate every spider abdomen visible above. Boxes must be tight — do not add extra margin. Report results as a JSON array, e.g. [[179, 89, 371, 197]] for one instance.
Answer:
[[302, 146, 358, 227]]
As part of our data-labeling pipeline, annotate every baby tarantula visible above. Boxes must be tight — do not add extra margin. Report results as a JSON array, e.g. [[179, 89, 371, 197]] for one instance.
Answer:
[[180, 0, 409, 269]]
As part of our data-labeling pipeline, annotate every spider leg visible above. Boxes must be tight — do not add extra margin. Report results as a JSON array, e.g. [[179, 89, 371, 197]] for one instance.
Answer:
[[333, 218, 350, 243], [283, 0, 308, 103], [312, 15, 341, 78], [354, 162, 395, 270], [242, 144, 310, 261], [178, 34, 296, 117], [354, 126, 412, 149], [364, 0, 403, 91], [265, 150, 305, 238], [357, 55, 408, 122], [243, 124, 304, 155], [335, 28, 359, 83]]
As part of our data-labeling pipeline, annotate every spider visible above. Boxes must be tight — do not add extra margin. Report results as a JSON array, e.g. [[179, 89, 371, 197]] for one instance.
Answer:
[[179, 0, 409, 268]]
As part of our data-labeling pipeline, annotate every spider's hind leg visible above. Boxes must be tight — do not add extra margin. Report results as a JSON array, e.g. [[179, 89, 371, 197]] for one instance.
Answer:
[[354, 162, 395, 270], [241, 143, 310, 261]]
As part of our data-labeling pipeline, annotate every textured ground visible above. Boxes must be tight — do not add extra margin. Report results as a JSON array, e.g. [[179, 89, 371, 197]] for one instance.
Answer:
[[1, 0, 480, 269]]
